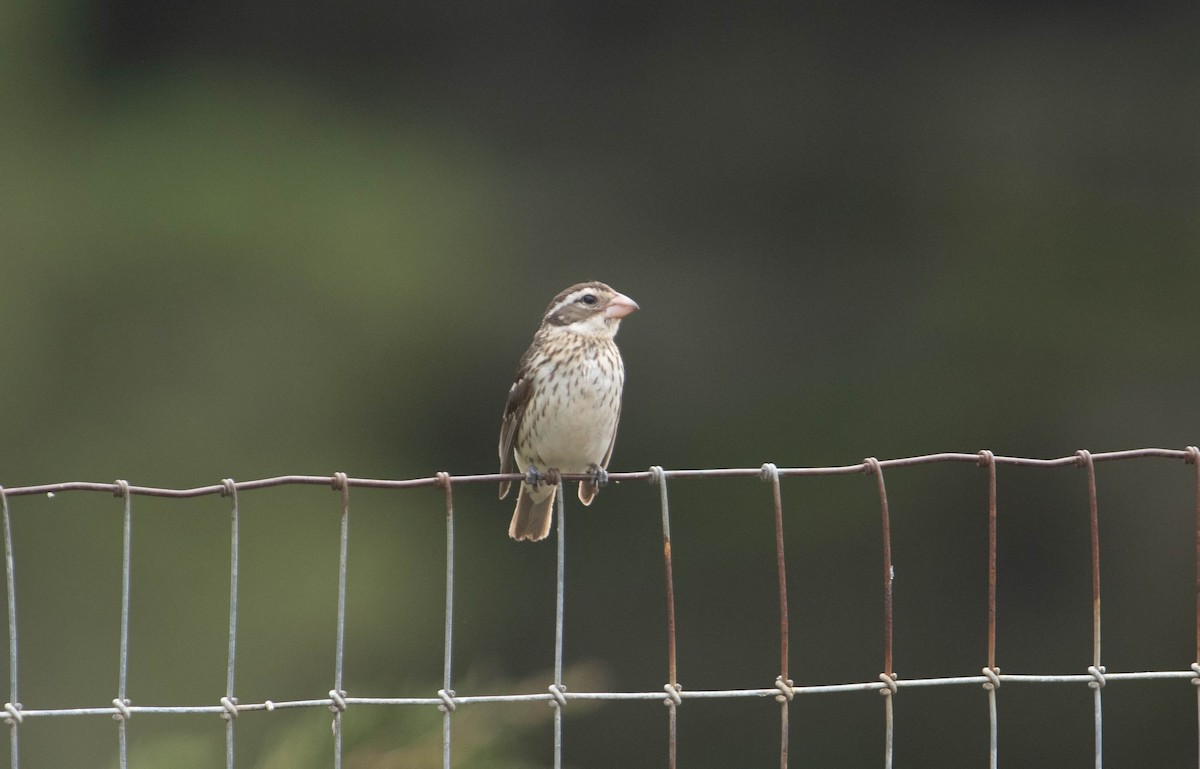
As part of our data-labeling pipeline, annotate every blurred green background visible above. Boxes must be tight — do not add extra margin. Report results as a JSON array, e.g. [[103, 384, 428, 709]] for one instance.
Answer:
[[2, 1, 1199, 766]]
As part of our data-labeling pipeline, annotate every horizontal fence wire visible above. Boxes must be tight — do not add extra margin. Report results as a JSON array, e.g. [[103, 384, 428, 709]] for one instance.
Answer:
[[0, 446, 1198, 769]]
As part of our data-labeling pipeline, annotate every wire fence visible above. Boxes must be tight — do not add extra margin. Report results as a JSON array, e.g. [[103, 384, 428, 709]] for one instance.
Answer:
[[2, 446, 1200, 768]]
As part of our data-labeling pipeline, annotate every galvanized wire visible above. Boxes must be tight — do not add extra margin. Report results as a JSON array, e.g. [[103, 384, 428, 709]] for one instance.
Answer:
[[552, 480, 566, 769], [114, 480, 132, 769], [435, 472, 455, 769], [0, 446, 1198, 769], [220, 479, 240, 769], [330, 473, 351, 769], [0, 487, 17, 769]]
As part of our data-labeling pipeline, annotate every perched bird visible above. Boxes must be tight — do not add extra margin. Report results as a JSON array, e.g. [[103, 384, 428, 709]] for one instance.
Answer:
[[499, 282, 639, 541]]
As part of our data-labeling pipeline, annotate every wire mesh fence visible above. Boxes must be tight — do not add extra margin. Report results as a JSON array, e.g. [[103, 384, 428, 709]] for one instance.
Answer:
[[2, 446, 1199, 768]]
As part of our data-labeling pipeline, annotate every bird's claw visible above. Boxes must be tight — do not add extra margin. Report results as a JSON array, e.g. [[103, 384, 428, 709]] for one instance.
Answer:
[[588, 465, 609, 487], [524, 466, 543, 487]]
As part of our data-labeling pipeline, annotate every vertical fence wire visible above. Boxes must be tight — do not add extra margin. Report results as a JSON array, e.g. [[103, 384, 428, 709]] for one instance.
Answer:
[[978, 451, 1000, 769], [762, 463, 792, 769], [0, 450, 1198, 766], [650, 467, 680, 769], [113, 481, 132, 769], [0, 487, 17, 769], [436, 473, 455, 769], [220, 479, 240, 769], [551, 480, 567, 769], [864, 459, 896, 769], [1187, 446, 1200, 764], [330, 473, 351, 769], [1077, 451, 1104, 769]]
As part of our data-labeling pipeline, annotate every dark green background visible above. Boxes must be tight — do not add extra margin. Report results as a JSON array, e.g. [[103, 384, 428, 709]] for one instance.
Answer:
[[2, 2, 1198, 766]]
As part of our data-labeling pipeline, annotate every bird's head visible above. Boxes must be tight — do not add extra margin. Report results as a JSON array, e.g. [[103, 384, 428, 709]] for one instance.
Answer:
[[542, 281, 639, 338]]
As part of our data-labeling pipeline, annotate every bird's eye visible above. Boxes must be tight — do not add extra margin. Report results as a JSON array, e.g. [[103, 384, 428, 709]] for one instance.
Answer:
[[579, 293, 598, 305]]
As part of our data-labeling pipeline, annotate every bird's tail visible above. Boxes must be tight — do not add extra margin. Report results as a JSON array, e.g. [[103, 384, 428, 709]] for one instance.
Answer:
[[509, 482, 557, 541], [577, 479, 599, 506]]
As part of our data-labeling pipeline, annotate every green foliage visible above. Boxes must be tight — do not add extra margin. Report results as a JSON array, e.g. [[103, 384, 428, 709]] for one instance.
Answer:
[[2, 1, 1198, 765]]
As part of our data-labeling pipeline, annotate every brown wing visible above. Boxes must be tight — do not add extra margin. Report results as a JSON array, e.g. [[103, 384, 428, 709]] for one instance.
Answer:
[[498, 369, 533, 499]]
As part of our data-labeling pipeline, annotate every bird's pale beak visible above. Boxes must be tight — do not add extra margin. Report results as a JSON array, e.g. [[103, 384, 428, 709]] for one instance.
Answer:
[[605, 293, 639, 319]]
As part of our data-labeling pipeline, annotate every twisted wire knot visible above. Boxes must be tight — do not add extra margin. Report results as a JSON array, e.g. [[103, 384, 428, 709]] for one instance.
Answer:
[[112, 698, 132, 722], [1186, 446, 1200, 465], [2, 702, 21, 726], [1087, 665, 1107, 689], [548, 683, 568, 709], [662, 682, 683, 707], [220, 696, 239, 720], [328, 689, 348, 714], [220, 478, 237, 498], [112, 479, 130, 499], [774, 676, 794, 703], [760, 463, 779, 483], [878, 672, 898, 697], [1191, 662, 1200, 686], [977, 449, 995, 468], [981, 666, 1001, 691], [648, 465, 666, 486], [437, 688, 457, 712]]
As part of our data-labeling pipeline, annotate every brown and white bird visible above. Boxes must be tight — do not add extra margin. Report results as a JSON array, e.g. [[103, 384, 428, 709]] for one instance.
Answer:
[[499, 281, 639, 541]]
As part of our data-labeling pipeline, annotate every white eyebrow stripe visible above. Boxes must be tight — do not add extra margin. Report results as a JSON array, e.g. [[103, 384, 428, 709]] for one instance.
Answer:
[[545, 289, 591, 319]]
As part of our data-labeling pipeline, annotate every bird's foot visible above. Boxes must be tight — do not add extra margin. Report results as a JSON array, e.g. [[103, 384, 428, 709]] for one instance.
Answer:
[[587, 465, 609, 488], [525, 466, 563, 487]]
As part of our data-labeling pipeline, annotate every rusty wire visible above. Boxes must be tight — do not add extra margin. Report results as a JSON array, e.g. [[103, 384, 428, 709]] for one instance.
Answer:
[[1, 446, 1199, 769], [0, 448, 1191, 500], [649, 466, 680, 769], [761, 462, 792, 769]]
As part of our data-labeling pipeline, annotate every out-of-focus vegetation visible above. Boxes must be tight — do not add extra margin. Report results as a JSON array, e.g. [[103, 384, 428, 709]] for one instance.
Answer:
[[2, 2, 1198, 766]]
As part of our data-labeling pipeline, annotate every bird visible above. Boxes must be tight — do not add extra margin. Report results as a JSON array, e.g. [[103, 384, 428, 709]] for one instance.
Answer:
[[499, 281, 639, 541]]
